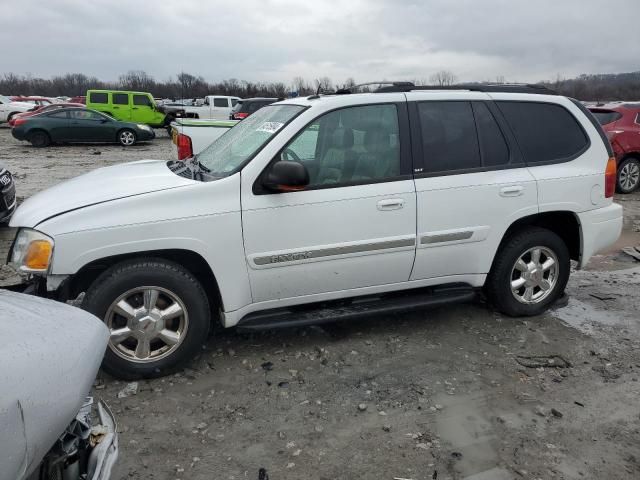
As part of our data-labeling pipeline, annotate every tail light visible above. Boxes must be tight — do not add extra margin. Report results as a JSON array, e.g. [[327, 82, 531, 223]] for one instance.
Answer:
[[605, 157, 616, 198], [176, 133, 193, 160], [233, 112, 249, 120], [12, 118, 27, 127]]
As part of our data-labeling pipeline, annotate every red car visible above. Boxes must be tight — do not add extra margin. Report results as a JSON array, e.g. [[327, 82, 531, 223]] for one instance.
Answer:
[[589, 103, 640, 193], [67, 96, 86, 104], [8, 102, 85, 126]]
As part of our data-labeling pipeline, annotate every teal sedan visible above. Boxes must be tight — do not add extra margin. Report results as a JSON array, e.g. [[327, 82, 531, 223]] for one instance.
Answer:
[[11, 107, 155, 147]]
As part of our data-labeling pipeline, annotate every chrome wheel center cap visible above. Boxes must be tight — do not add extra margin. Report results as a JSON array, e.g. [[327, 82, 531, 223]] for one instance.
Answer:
[[133, 310, 162, 335]]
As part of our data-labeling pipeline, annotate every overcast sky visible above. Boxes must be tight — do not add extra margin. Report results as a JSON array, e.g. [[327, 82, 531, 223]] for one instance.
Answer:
[[3, 0, 639, 85]]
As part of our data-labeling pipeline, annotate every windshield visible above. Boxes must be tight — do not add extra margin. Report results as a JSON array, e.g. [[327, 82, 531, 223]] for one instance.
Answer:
[[197, 104, 305, 176], [0, 94, 11, 104]]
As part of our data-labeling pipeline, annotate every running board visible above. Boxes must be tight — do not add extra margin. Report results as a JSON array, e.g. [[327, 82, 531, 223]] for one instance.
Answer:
[[236, 283, 476, 332]]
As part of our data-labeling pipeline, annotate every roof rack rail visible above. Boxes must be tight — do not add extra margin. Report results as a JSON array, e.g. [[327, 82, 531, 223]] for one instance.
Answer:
[[333, 81, 556, 96], [335, 81, 415, 94], [373, 82, 558, 95]]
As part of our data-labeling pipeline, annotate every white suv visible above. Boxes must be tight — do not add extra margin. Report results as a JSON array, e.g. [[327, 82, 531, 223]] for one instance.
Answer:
[[9, 83, 623, 379]]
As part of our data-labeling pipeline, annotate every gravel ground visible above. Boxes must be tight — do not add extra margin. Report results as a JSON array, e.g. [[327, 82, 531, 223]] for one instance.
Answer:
[[1, 126, 639, 480]]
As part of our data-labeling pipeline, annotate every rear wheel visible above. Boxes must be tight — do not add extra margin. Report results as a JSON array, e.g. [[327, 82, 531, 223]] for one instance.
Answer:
[[118, 129, 137, 146], [616, 157, 640, 193], [29, 130, 51, 148], [485, 227, 570, 316], [82, 259, 211, 379]]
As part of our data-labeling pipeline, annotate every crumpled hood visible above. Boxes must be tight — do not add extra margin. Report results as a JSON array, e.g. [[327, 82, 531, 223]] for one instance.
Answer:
[[10, 160, 195, 228]]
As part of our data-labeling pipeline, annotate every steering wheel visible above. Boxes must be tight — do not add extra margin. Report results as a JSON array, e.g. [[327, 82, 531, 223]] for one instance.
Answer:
[[282, 148, 302, 163]]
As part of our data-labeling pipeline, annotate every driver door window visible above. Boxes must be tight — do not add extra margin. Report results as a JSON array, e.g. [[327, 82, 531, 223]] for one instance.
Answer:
[[279, 104, 401, 188]]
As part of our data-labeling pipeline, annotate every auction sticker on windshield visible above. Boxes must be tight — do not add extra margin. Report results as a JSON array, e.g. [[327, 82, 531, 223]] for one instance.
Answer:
[[257, 122, 284, 134]]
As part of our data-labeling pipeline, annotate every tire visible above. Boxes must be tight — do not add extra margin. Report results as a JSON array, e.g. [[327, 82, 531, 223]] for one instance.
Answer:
[[29, 130, 51, 148], [82, 258, 211, 379], [616, 157, 640, 194], [485, 227, 570, 317], [118, 129, 137, 146]]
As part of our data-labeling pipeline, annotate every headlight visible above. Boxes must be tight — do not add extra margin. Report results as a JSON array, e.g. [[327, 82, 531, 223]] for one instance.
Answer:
[[137, 124, 152, 131], [10, 228, 54, 274]]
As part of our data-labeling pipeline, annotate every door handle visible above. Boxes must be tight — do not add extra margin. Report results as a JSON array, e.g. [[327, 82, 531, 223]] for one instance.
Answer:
[[377, 198, 405, 211], [500, 185, 524, 197]]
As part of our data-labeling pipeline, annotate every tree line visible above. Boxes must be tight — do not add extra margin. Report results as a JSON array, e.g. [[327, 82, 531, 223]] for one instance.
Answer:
[[1, 70, 639, 101]]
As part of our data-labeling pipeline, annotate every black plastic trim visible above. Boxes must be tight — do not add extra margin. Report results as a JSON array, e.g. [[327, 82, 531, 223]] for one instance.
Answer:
[[236, 283, 476, 331]]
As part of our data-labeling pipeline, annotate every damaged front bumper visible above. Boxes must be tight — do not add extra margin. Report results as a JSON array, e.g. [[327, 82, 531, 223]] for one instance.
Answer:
[[38, 397, 119, 480]]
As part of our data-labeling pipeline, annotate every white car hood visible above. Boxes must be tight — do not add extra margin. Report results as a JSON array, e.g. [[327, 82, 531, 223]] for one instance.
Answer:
[[10, 160, 195, 228]]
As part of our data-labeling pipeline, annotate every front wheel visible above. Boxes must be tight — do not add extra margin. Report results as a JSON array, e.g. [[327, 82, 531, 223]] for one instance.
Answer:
[[485, 227, 570, 317], [118, 129, 137, 146], [82, 259, 211, 379], [617, 158, 640, 193]]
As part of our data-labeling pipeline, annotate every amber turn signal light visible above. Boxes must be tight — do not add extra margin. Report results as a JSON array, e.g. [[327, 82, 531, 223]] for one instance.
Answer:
[[24, 240, 53, 271]]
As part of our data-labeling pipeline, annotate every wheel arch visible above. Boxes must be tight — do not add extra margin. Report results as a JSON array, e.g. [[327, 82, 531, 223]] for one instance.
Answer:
[[64, 249, 224, 320], [494, 211, 581, 268]]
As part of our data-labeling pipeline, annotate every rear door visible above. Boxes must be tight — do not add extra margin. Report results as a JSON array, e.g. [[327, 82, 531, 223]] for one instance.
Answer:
[[112, 92, 131, 121], [408, 93, 538, 281]]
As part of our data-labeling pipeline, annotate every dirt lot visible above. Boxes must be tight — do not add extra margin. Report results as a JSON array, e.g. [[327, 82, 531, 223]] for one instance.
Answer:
[[1, 127, 640, 480]]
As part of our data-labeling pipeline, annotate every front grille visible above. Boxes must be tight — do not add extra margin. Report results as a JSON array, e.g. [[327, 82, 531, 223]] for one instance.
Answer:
[[1, 181, 16, 212]]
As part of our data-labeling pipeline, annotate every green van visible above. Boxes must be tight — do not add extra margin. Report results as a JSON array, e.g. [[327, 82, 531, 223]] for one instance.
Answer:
[[86, 90, 169, 128]]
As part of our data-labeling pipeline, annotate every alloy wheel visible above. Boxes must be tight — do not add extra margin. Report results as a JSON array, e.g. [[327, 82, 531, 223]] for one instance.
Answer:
[[105, 286, 189, 363], [619, 161, 640, 192], [120, 130, 135, 146], [510, 246, 559, 305]]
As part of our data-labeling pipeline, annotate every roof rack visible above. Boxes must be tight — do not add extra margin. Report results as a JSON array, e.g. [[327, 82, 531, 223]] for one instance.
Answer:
[[335, 81, 558, 96]]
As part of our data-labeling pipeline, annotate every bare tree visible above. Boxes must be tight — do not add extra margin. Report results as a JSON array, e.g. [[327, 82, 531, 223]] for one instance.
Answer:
[[429, 70, 458, 86], [314, 77, 333, 92]]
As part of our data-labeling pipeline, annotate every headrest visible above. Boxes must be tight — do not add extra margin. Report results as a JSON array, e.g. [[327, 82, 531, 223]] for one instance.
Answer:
[[363, 127, 388, 153], [330, 128, 354, 149]]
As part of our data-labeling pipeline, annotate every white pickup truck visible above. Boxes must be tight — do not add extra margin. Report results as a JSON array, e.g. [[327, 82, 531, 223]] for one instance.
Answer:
[[170, 118, 238, 160], [182, 95, 241, 120]]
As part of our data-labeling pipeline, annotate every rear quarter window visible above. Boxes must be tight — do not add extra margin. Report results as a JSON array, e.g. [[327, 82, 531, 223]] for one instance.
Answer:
[[89, 92, 108, 104], [497, 101, 589, 164]]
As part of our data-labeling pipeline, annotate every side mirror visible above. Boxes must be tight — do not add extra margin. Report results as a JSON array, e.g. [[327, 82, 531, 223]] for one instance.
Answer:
[[263, 161, 309, 192]]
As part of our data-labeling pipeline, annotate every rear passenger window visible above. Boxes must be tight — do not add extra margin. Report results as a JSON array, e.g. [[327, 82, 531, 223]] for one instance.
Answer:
[[473, 102, 509, 167], [214, 98, 229, 108], [133, 95, 151, 106], [497, 102, 589, 164], [113, 93, 129, 105], [417, 101, 481, 172], [89, 92, 108, 104]]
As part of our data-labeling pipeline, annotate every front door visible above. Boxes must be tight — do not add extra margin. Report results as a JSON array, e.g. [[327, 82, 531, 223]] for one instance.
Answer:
[[241, 102, 417, 303], [68, 109, 112, 141], [407, 96, 538, 281], [111, 92, 131, 121], [43, 110, 70, 140], [132, 94, 155, 124]]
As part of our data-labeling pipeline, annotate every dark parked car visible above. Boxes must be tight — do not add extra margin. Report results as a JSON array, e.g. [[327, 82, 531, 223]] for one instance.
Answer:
[[229, 97, 279, 120], [589, 103, 640, 193], [0, 162, 16, 224], [11, 108, 155, 147]]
